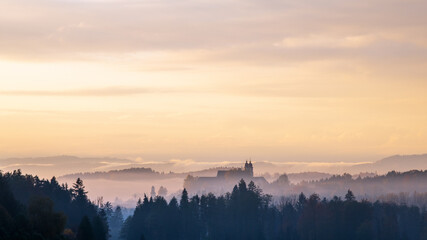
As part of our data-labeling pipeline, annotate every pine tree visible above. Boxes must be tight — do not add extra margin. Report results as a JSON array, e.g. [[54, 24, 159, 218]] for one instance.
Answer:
[[296, 192, 307, 212], [103, 201, 113, 219], [109, 206, 124, 240], [28, 196, 66, 239], [248, 181, 256, 192], [158, 186, 168, 197], [180, 189, 189, 209], [72, 178, 88, 201], [92, 211, 109, 240], [77, 216, 94, 240], [238, 179, 247, 192], [345, 189, 355, 202]]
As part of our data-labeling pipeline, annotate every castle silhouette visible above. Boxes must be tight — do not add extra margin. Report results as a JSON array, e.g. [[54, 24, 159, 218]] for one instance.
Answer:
[[184, 161, 267, 194]]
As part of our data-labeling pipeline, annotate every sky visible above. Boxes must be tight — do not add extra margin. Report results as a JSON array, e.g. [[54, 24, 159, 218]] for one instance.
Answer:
[[1, 0, 427, 169]]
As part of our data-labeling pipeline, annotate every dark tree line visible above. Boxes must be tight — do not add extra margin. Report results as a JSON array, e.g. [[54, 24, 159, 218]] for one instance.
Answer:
[[2, 170, 427, 240], [0, 170, 109, 240], [122, 179, 427, 240], [291, 170, 427, 204]]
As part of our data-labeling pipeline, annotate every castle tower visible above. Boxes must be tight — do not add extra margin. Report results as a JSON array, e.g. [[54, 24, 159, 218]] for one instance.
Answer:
[[245, 160, 254, 177]]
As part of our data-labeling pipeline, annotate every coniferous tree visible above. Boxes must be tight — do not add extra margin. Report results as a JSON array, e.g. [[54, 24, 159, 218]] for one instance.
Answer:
[[103, 201, 113, 219], [345, 189, 356, 202], [0, 172, 106, 239], [92, 209, 109, 240], [77, 216, 95, 240], [118, 179, 427, 240], [120, 217, 132, 240], [180, 189, 189, 209], [70, 177, 97, 228], [421, 210, 427, 240], [296, 192, 307, 212], [167, 197, 180, 239], [158, 186, 168, 197], [72, 178, 88, 201], [109, 206, 124, 240], [28, 196, 67, 239]]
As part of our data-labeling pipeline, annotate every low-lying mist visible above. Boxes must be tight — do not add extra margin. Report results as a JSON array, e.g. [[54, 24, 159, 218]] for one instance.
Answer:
[[55, 155, 427, 208]]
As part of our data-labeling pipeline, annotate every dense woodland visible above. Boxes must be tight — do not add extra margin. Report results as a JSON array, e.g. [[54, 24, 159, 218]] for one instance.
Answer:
[[293, 170, 427, 201], [1, 170, 427, 240], [0, 170, 114, 240], [122, 180, 427, 240]]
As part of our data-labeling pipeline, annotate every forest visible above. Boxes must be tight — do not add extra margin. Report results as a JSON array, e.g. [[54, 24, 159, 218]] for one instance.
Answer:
[[0, 170, 114, 240], [1, 170, 427, 240]]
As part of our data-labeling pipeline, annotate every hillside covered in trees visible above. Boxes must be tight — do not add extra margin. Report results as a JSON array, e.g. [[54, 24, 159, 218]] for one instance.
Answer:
[[2, 169, 427, 240], [0, 170, 112, 240], [290, 170, 427, 207], [121, 179, 427, 240]]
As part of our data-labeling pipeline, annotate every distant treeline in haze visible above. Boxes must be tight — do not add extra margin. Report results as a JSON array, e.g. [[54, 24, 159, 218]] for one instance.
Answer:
[[2, 169, 427, 240], [290, 170, 427, 207]]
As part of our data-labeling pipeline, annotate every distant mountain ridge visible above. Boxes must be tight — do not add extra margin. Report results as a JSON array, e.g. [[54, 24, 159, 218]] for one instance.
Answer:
[[350, 154, 427, 173], [2, 153, 427, 179], [59, 166, 236, 181], [0, 155, 133, 178]]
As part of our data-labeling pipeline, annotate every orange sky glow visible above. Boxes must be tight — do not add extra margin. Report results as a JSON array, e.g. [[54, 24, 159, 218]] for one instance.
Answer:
[[1, 0, 427, 169]]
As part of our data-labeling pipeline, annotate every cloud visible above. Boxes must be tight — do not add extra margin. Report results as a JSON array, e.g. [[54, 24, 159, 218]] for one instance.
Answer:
[[0, 86, 176, 97], [276, 34, 377, 49], [1, 0, 427, 66], [168, 159, 242, 166], [271, 161, 372, 167], [94, 161, 135, 170], [0, 163, 54, 169]]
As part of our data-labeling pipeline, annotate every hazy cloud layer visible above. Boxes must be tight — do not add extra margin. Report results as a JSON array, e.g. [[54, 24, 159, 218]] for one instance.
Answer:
[[1, 0, 427, 65], [0, 86, 177, 97], [0, 155, 373, 178], [4, 154, 426, 180]]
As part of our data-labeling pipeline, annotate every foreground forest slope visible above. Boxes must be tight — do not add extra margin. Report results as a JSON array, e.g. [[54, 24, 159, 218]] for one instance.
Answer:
[[2, 169, 427, 240], [122, 179, 427, 240], [0, 170, 109, 240]]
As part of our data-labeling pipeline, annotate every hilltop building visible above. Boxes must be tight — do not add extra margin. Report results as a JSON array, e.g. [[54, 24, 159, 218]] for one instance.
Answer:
[[184, 161, 268, 194]]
